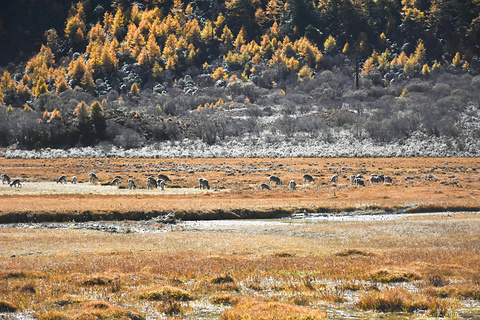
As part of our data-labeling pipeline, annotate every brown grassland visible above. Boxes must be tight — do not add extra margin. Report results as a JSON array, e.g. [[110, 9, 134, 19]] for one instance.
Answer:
[[1, 157, 480, 319], [0, 157, 479, 219]]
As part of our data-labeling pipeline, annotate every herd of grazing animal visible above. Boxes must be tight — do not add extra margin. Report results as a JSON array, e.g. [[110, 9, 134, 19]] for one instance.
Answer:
[[260, 171, 394, 191], [1, 168, 395, 192], [0, 172, 200, 191], [2, 173, 22, 188]]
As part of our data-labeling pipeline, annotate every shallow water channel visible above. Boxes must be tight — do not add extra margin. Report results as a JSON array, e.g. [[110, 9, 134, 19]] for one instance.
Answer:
[[0, 211, 464, 234]]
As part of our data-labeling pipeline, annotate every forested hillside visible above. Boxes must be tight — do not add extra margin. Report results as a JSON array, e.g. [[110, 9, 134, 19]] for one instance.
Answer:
[[0, 0, 480, 157]]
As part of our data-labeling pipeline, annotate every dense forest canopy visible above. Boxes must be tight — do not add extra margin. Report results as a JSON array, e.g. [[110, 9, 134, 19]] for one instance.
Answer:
[[0, 0, 479, 156]]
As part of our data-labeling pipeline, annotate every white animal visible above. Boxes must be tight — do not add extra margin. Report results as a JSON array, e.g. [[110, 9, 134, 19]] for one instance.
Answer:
[[288, 179, 297, 191], [330, 174, 338, 183], [147, 177, 157, 189], [157, 179, 165, 190], [128, 179, 137, 189], [89, 172, 98, 184], [1, 173, 11, 185]]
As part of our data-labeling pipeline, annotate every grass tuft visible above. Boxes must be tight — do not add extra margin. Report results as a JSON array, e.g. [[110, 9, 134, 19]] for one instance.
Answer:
[[4, 271, 26, 279], [211, 275, 235, 284], [139, 286, 193, 301], [0, 300, 18, 312], [157, 298, 184, 316], [54, 295, 86, 307], [356, 289, 411, 312], [212, 293, 237, 305], [428, 274, 449, 287], [19, 282, 37, 294], [274, 252, 293, 258], [356, 288, 454, 316], [221, 299, 327, 319], [39, 311, 71, 320], [427, 284, 480, 300], [79, 300, 145, 320], [336, 249, 373, 257], [369, 270, 421, 283], [81, 276, 113, 286]]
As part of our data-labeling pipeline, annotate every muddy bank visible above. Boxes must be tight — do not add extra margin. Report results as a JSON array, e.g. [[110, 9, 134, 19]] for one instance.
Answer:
[[0, 205, 479, 224]]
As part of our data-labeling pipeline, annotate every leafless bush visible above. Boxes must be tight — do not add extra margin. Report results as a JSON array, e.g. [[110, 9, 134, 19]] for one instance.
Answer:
[[405, 80, 431, 93], [227, 81, 263, 102], [330, 110, 357, 127], [32, 93, 62, 111], [275, 115, 297, 137], [110, 127, 145, 149], [191, 114, 228, 145]]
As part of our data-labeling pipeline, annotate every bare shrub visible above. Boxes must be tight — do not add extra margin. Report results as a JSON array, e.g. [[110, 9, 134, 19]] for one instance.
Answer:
[[227, 81, 262, 102], [112, 128, 145, 149], [275, 115, 297, 137], [32, 93, 62, 111], [430, 83, 451, 98], [405, 80, 431, 93]]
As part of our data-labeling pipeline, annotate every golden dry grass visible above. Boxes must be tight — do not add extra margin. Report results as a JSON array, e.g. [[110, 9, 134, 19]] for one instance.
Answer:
[[222, 299, 327, 319], [0, 212, 479, 318]]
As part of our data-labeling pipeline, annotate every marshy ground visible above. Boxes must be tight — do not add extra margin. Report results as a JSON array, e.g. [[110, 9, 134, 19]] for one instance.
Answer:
[[0, 157, 479, 319], [1, 213, 480, 319]]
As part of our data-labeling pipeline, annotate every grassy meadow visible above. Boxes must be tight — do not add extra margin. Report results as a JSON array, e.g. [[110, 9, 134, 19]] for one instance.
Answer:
[[0, 157, 480, 319], [0, 157, 479, 219]]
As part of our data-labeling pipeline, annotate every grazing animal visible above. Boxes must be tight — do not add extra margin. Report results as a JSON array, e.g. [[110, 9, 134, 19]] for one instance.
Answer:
[[157, 174, 172, 182], [89, 172, 98, 184], [384, 176, 393, 184], [199, 178, 210, 190], [351, 174, 364, 186], [268, 175, 282, 185], [71, 176, 77, 184], [350, 175, 356, 185], [10, 179, 22, 188], [147, 177, 157, 189], [56, 175, 67, 184], [288, 179, 297, 191], [109, 177, 121, 186], [1, 173, 11, 185], [128, 179, 137, 189], [330, 174, 338, 183], [260, 183, 271, 190], [157, 179, 165, 190], [369, 175, 383, 185], [354, 177, 365, 187], [303, 174, 314, 183]]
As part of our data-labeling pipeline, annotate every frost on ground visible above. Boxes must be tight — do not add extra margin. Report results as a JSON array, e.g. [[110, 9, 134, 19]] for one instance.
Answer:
[[2, 128, 479, 159], [0, 182, 214, 195]]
